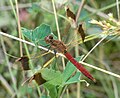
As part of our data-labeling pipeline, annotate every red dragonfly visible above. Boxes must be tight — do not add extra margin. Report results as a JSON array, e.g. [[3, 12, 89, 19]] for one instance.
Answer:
[[45, 35, 96, 82]]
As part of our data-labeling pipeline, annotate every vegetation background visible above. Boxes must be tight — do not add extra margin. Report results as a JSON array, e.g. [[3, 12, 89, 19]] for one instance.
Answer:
[[0, 0, 120, 98]]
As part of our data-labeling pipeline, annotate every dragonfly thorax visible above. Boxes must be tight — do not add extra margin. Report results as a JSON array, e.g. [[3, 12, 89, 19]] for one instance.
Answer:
[[44, 35, 67, 53]]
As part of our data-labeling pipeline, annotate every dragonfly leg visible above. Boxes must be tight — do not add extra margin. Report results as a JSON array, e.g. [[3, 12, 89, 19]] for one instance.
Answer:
[[53, 50, 57, 57], [46, 46, 51, 52]]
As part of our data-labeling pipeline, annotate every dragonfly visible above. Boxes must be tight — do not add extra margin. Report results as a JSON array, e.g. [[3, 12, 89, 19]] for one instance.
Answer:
[[45, 35, 96, 82]]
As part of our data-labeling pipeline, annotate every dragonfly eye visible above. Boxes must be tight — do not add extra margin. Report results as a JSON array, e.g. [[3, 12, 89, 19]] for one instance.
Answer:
[[45, 35, 53, 43], [48, 35, 53, 39]]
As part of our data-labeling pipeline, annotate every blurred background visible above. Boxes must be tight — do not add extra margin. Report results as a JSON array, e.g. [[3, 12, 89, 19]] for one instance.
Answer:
[[0, 0, 120, 98]]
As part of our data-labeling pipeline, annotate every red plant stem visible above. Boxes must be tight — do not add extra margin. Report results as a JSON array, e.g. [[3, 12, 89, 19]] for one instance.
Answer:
[[64, 51, 96, 82]]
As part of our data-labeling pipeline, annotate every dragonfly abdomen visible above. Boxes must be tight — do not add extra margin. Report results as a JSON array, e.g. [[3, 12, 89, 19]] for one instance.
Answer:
[[64, 51, 96, 82]]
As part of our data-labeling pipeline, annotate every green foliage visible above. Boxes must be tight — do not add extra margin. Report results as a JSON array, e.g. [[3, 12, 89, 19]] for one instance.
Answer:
[[41, 68, 62, 87], [22, 24, 55, 46], [41, 95, 50, 98], [40, 57, 82, 87], [18, 85, 33, 97], [38, 57, 82, 98], [64, 72, 81, 85], [22, 23, 82, 98], [62, 57, 82, 84], [1, 0, 120, 98]]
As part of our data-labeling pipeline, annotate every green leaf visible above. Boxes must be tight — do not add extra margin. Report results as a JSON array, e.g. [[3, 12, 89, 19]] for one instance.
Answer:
[[21, 27, 33, 41], [62, 56, 83, 84], [45, 74, 62, 86], [64, 72, 81, 85], [41, 95, 50, 98], [41, 68, 62, 81], [41, 68, 63, 98], [62, 60, 76, 83], [44, 83, 57, 98], [22, 24, 55, 46], [40, 68, 63, 86]]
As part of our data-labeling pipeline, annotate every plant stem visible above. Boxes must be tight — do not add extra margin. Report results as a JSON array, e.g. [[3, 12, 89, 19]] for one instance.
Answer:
[[0, 74, 14, 96], [116, 0, 120, 20], [0, 35, 18, 97], [51, 0, 61, 40], [79, 61, 120, 79], [9, 0, 17, 20], [58, 86, 63, 98], [51, 0, 66, 77], [81, 35, 107, 62], [75, 0, 86, 97], [15, 0, 23, 56]]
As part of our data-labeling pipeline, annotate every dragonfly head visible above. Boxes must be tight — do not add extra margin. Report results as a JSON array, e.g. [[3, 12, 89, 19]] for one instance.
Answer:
[[44, 35, 53, 43]]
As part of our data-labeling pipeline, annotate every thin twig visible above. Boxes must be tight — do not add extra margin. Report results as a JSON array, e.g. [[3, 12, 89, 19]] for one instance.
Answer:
[[0, 35, 18, 96], [9, 0, 17, 20], [116, 0, 120, 20], [75, 1, 86, 98], [0, 31, 120, 79], [0, 74, 14, 96], [76, 0, 85, 22], [0, 31, 65, 57], [79, 61, 120, 79], [43, 57, 55, 68], [51, 0, 61, 40], [51, 0, 66, 71], [73, 1, 120, 19], [102, 61, 119, 98], [15, 0, 23, 56], [82, 35, 107, 61]]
